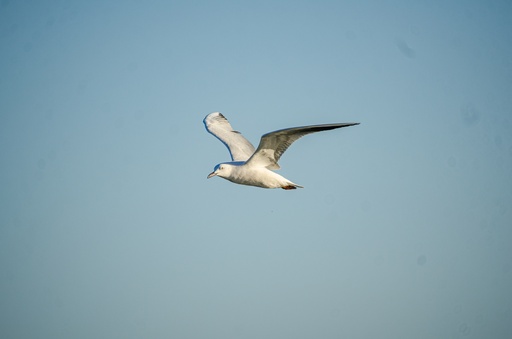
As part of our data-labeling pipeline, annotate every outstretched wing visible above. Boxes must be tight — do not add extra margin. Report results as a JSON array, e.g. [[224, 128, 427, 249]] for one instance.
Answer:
[[203, 112, 256, 161], [246, 123, 359, 170]]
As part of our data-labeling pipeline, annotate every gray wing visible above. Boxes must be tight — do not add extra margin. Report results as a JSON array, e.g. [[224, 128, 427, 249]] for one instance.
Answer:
[[203, 112, 256, 161], [246, 122, 360, 170]]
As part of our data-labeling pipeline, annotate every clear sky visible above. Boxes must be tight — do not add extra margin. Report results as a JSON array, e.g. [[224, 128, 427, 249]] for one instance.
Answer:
[[1, 1, 511, 338]]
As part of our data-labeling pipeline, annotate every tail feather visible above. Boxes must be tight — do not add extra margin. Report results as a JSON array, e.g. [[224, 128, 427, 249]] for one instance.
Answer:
[[281, 183, 303, 190]]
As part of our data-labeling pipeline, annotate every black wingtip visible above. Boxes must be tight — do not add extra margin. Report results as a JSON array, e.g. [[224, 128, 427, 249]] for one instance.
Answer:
[[310, 122, 360, 132]]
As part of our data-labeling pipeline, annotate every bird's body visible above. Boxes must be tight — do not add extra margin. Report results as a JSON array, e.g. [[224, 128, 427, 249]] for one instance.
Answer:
[[210, 162, 302, 189], [203, 112, 359, 190]]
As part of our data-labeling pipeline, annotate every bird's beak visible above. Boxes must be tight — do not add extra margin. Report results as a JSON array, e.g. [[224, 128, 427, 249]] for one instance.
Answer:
[[207, 171, 217, 179]]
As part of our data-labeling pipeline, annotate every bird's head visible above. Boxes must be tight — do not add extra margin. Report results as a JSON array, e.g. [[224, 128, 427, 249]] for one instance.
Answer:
[[207, 163, 232, 179]]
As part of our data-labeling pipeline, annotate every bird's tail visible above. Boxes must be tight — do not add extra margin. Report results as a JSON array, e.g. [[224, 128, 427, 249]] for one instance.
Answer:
[[281, 182, 304, 190]]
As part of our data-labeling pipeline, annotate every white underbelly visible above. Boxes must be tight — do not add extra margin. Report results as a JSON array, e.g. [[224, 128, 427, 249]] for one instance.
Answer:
[[230, 167, 286, 188]]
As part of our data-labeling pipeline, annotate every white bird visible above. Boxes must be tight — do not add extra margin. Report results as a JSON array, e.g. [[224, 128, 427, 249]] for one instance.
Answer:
[[204, 112, 359, 190]]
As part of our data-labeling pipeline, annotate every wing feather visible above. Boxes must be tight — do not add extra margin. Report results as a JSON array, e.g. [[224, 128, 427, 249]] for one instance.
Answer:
[[246, 123, 359, 169], [203, 112, 256, 161]]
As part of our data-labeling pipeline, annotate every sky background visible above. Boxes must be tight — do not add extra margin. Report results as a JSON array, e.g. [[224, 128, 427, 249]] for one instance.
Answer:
[[1, 1, 511, 338]]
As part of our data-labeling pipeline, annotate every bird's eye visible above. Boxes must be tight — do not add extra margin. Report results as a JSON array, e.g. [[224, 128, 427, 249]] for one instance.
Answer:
[[220, 166, 224, 170]]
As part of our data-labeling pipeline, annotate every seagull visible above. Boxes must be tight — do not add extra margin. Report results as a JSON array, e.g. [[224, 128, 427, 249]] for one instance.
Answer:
[[203, 112, 359, 190]]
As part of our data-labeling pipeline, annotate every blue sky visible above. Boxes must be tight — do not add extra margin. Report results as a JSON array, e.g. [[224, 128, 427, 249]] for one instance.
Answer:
[[1, 1, 511, 338]]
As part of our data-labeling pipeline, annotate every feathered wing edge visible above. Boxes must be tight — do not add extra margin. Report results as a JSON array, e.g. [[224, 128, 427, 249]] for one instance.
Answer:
[[246, 122, 360, 169], [203, 112, 256, 161]]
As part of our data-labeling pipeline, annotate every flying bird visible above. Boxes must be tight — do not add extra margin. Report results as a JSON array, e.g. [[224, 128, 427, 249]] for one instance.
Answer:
[[203, 112, 359, 190]]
